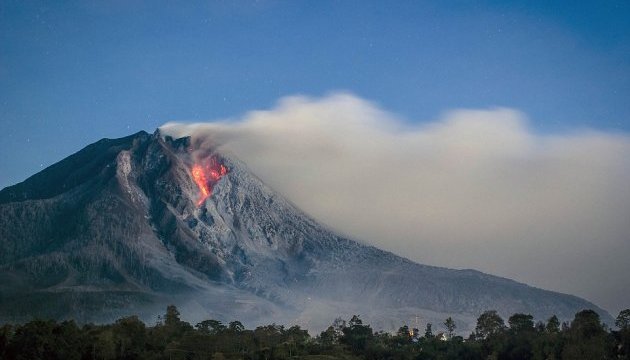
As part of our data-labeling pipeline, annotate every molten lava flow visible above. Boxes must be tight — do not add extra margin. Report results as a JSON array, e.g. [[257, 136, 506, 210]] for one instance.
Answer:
[[191, 165, 210, 206], [191, 158, 228, 206]]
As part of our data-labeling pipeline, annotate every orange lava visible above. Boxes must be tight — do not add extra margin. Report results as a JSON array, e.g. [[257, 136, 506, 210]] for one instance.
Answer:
[[191, 158, 228, 206], [191, 165, 210, 206]]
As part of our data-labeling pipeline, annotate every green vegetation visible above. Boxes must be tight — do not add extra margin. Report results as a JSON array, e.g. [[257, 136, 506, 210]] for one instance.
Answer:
[[0, 306, 629, 359]]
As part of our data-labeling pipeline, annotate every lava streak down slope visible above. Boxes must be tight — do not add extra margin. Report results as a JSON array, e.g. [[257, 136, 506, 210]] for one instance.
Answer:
[[191, 157, 227, 206], [0, 130, 613, 331]]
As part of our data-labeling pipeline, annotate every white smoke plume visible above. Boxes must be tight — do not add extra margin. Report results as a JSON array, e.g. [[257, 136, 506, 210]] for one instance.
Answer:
[[161, 93, 630, 315]]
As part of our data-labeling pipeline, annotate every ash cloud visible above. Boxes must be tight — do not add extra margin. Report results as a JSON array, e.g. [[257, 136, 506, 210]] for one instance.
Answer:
[[161, 93, 630, 315]]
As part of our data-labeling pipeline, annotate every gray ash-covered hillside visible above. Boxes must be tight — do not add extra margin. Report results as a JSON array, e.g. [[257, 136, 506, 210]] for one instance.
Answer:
[[0, 130, 612, 332]]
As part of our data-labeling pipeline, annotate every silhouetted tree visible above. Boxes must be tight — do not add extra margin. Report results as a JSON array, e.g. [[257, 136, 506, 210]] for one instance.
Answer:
[[228, 320, 245, 332], [196, 319, 226, 335], [475, 310, 506, 339], [562, 310, 612, 360], [396, 325, 412, 343], [424, 322, 434, 338], [112, 316, 146, 359], [284, 325, 309, 357], [341, 315, 373, 353], [530, 315, 562, 360], [505, 314, 535, 359], [318, 326, 338, 347], [614, 309, 630, 359], [616, 309, 630, 330], [509, 313, 535, 335], [444, 317, 456, 339], [546, 315, 560, 333], [164, 304, 180, 327]]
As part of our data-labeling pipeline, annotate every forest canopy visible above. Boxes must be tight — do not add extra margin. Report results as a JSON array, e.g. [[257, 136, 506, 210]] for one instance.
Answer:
[[1, 306, 629, 360]]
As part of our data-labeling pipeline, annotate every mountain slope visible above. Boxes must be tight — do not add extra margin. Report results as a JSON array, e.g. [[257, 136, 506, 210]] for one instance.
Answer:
[[0, 131, 612, 332]]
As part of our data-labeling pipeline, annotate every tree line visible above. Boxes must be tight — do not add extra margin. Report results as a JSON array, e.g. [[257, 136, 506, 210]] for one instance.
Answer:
[[1, 305, 629, 359]]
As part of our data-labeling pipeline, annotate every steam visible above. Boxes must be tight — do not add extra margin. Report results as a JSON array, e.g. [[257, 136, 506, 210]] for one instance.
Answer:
[[161, 93, 630, 315]]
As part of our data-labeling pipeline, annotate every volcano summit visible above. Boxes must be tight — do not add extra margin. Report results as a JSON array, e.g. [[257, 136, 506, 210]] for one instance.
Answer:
[[0, 131, 612, 332]]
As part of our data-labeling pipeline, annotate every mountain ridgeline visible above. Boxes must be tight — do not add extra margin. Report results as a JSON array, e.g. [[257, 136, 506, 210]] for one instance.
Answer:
[[0, 131, 612, 332]]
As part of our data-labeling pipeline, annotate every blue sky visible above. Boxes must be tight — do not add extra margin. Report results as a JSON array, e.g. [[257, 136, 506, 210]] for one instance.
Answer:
[[1, 0, 629, 188]]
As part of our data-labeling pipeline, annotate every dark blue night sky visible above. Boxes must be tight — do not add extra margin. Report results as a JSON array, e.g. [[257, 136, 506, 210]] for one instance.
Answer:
[[1, 0, 629, 188]]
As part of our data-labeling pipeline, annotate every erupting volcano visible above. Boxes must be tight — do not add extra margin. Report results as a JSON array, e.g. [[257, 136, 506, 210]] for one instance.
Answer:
[[0, 131, 613, 330], [191, 157, 228, 206]]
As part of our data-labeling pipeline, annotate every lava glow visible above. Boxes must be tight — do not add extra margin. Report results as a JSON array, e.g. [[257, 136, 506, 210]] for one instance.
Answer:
[[191, 158, 228, 206]]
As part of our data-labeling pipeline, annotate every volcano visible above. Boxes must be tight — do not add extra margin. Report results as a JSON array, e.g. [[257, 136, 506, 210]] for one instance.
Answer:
[[0, 131, 612, 332]]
